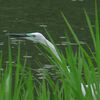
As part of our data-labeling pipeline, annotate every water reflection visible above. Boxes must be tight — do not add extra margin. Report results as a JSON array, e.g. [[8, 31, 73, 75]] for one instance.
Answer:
[[10, 38, 25, 45], [61, 41, 86, 46], [39, 24, 47, 28], [23, 55, 32, 58], [0, 42, 4, 46], [32, 64, 58, 80], [56, 41, 86, 46], [59, 36, 66, 39], [2, 30, 8, 33], [5, 61, 15, 65], [72, 0, 84, 2]]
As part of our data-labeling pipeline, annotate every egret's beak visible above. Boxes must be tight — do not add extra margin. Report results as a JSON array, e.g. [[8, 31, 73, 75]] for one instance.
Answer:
[[7, 33, 29, 38]]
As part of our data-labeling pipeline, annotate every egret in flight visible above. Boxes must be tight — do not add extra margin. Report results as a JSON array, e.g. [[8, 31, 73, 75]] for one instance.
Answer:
[[9, 32, 96, 99]]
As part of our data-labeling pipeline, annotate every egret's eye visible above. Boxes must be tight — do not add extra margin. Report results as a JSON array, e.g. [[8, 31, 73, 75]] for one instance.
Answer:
[[32, 35, 36, 37]]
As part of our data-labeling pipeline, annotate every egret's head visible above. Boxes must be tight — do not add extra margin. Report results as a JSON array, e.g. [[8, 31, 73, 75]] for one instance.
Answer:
[[26, 32, 46, 44], [9, 32, 47, 45]]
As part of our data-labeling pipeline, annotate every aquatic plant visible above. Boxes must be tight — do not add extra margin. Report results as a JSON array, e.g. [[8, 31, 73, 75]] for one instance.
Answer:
[[0, 0, 100, 100]]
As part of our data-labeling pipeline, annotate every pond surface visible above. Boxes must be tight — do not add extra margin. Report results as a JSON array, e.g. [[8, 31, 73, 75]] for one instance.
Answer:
[[0, 0, 99, 72]]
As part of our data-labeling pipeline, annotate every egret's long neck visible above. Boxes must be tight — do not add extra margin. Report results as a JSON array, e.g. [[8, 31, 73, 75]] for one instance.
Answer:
[[45, 39, 61, 61]]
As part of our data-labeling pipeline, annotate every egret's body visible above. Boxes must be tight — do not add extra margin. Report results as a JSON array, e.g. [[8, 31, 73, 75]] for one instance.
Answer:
[[9, 32, 96, 99]]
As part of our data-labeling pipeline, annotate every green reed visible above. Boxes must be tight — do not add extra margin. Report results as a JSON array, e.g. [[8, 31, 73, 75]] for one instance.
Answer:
[[0, 0, 100, 100]]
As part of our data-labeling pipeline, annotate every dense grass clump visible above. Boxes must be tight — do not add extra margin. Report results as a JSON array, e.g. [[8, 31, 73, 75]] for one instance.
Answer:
[[0, 0, 100, 100]]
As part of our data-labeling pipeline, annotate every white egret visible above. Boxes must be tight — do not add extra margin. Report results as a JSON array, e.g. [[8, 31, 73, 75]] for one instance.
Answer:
[[9, 32, 61, 61], [9, 32, 96, 99]]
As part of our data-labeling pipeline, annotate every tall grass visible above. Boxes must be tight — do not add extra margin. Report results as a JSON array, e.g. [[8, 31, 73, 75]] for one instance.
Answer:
[[0, 0, 100, 100]]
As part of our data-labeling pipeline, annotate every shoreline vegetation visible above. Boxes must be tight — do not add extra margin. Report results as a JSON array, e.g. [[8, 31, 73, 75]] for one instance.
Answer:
[[0, 0, 100, 100]]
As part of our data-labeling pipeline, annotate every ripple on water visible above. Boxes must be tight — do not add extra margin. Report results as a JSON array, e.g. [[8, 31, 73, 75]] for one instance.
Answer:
[[59, 36, 66, 39], [5, 61, 15, 64], [72, 0, 77, 2], [61, 41, 86, 46], [0, 68, 4, 71], [78, 0, 84, 2], [10, 38, 25, 45], [2, 30, 8, 33], [0, 42, 4, 46], [72, 0, 84, 2], [38, 52, 43, 56], [23, 55, 32, 58], [32, 64, 58, 80], [39, 24, 47, 28], [43, 64, 55, 69]]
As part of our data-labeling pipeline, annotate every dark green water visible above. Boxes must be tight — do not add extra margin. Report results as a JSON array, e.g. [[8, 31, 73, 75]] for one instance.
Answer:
[[0, 0, 99, 70]]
